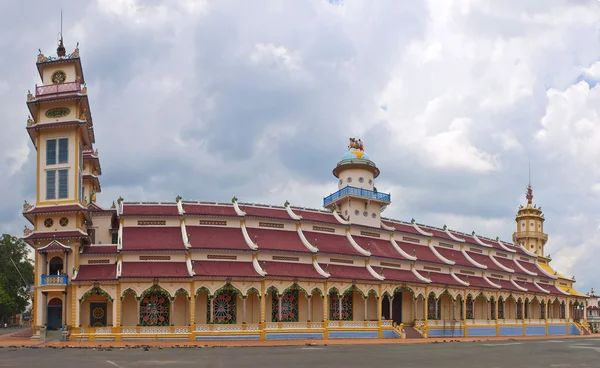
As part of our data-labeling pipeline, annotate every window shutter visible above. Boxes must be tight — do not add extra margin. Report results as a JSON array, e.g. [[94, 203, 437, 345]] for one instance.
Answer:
[[46, 139, 56, 165], [58, 138, 69, 164], [58, 169, 69, 199], [46, 170, 56, 200]]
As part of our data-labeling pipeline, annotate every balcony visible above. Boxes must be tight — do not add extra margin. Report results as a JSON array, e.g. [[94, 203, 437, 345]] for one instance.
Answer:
[[35, 81, 82, 97], [513, 231, 548, 241], [41, 274, 68, 285], [323, 186, 391, 207]]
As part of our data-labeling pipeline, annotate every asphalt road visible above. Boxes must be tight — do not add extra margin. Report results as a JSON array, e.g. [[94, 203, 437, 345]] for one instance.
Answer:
[[1, 338, 599, 368], [0, 328, 25, 337]]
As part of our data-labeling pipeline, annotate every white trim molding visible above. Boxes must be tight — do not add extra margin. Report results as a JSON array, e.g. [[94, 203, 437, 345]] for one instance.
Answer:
[[240, 223, 259, 250], [390, 235, 417, 261], [346, 230, 371, 257], [297, 227, 319, 253]]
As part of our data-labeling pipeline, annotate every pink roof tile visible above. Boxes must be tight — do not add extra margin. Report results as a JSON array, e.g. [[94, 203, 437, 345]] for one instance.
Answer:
[[466, 252, 505, 272], [383, 221, 421, 235], [515, 260, 538, 275], [318, 263, 378, 281], [435, 247, 473, 268], [455, 274, 493, 289], [25, 231, 88, 241], [245, 227, 309, 253], [497, 280, 522, 292], [121, 262, 190, 278], [378, 268, 423, 283], [429, 228, 453, 241], [427, 272, 465, 287], [183, 203, 237, 217], [121, 203, 179, 216], [187, 226, 249, 251], [122, 227, 186, 251], [76, 264, 117, 281], [493, 256, 515, 271], [393, 241, 440, 264], [242, 206, 291, 220], [37, 240, 71, 253], [193, 261, 261, 278], [352, 235, 407, 260], [261, 261, 325, 279], [546, 285, 566, 296], [295, 209, 338, 225], [25, 204, 87, 214], [302, 231, 362, 256], [81, 245, 118, 254]]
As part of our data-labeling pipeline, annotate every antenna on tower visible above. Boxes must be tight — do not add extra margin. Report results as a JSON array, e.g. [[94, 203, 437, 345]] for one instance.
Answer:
[[56, 9, 66, 57], [528, 161, 531, 185]]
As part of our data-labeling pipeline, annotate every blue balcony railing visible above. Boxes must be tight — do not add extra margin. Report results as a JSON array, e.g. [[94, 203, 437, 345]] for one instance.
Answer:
[[41, 274, 68, 285], [323, 186, 391, 207]]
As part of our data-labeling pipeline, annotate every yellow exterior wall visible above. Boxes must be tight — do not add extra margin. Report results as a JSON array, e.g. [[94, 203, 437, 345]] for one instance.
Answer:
[[121, 294, 137, 326], [41, 64, 77, 85]]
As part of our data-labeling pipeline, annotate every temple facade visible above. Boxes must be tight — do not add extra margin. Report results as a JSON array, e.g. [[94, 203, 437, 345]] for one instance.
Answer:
[[23, 38, 591, 342]]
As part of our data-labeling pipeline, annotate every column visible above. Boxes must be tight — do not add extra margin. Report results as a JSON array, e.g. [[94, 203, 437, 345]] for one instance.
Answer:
[[64, 251, 68, 279], [364, 297, 368, 321], [486, 300, 489, 320], [389, 296, 393, 321], [116, 284, 121, 327], [242, 296, 247, 324], [278, 294, 283, 322], [170, 298, 175, 326], [413, 298, 417, 320], [189, 294, 195, 325], [434, 297, 438, 320], [338, 295, 342, 321], [136, 298, 141, 326], [307, 295, 312, 322], [452, 300, 456, 320], [62, 291, 67, 328], [42, 292, 47, 326], [209, 295, 214, 323]]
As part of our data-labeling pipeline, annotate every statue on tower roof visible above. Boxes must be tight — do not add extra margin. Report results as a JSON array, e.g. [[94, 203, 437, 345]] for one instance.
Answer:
[[526, 183, 533, 204], [348, 137, 364, 151]]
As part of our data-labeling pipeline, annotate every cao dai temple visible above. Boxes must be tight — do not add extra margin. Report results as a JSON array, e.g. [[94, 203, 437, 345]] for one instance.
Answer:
[[22, 38, 593, 341]]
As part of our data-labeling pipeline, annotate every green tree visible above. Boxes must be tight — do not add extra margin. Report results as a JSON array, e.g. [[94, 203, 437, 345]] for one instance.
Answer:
[[0, 234, 34, 324]]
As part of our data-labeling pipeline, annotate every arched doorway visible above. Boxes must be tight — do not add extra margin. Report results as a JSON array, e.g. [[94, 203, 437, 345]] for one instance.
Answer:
[[48, 257, 63, 275], [46, 298, 63, 330]]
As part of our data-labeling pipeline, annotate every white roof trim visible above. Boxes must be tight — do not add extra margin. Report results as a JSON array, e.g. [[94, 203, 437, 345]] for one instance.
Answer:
[[37, 239, 70, 251], [533, 281, 550, 294], [535, 263, 558, 279], [332, 210, 351, 225], [490, 255, 514, 273], [297, 227, 319, 253], [412, 268, 431, 283], [390, 236, 417, 261], [518, 244, 538, 257], [380, 221, 395, 231], [186, 258, 195, 276], [240, 223, 259, 250], [451, 272, 469, 287], [181, 220, 191, 249], [285, 205, 302, 220], [497, 240, 517, 253], [514, 259, 537, 276], [313, 260, 330, 278], [510, 279, 528, 292], [233, 201, 246, 216], [483, 276, 502, 289], [472, 234, 492, 248], [445, 229, 465, 243], [428, 243, 455, 265], [346, 230, 371, 257], [252, 257, 267, 276], [413, 223, 433, 237], [367, 264, 385, 281], [461, 249, 487, 269]]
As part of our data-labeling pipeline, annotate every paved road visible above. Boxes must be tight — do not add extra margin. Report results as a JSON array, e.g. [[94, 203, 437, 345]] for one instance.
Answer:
[[1, 338, 599, 367], [0, 328, 25, 337]]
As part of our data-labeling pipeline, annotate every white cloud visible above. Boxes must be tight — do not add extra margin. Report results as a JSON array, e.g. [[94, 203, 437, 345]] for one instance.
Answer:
[[250, 43, 302, 72]]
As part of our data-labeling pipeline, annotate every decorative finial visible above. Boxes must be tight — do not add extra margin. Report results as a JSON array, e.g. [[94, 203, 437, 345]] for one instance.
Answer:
[[472, 230, 476, 236], [495, 236, 499, 241], [231, 196, 238, 203], [443, 224, 447, 230], [26, 116, 34, 126], [26, 90, 35, 101], [284, 200, 290, 208], [70, 42, 80, 58], [110, 201, 116, 209], [411, 218, 415, 224], [23, 200, 33, 212], [175, 195, 182, 202], [117, 196, 124, 204], [57, 37, 66, 57], [348, 137, 364, 151]]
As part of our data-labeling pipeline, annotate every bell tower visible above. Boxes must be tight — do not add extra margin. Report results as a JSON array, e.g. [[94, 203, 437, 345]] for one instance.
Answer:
[[323, 138, 391, 227], [512, 182, 548, 257]]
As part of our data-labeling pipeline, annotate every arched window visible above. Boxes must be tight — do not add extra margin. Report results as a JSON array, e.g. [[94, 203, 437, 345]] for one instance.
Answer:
[[490, 297, 496, 320], [329, 290, 352, 321], [498, 297, 505, 319], [466, 295, 474, 320], [212, 287, 237, 324], [540, 301, 546, 319], [49, 256, 63, 275], [272, 287, 299, 322], [139, 289, 170, 326], [517, 299, 523, 320], [427, 294, 437, 320]]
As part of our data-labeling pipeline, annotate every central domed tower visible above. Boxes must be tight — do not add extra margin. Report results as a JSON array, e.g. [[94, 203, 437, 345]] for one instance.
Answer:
[[323, 138, 391, 227]]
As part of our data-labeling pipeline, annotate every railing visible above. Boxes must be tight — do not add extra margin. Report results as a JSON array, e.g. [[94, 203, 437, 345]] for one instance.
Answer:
[[512, 231, 548, 241], [323, 186, 391, 207], [41, 274, 68, 285], [548, 318, 565, 324], [464, 319, 495, 325], [35, 81, 81, 97]]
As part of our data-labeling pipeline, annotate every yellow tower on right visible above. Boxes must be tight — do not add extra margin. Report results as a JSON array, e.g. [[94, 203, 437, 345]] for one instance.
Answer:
[[512, 183, 548, 257]]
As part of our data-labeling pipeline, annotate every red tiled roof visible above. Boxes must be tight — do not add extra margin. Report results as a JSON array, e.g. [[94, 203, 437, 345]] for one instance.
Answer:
[[319, 263, 378, 281], [547, 285, 566, 295], [295, 209, 338, 225], [515, 260, 538, 275], [183, 203, 237, 217], [497, 280, 522, 292], [37, 240, 71, 253], [302, 231, 362, 256], [379, 268, 423, 283], [436, 247, 473, 268], [466, 252, 505, 272], [87, 202, 114, 214], [193, 261, 261, 278], [493, 256, 515, 271], [383, 221, 421, 235], [242, 206, 291, 220], [76, 264, 117, 281], [429, 228, 453, 241], [522, 282, 547, 294], [262, 261, 325, 279], [352, 235, 407, 260], [121, 203, 179, 216], [122, 227, 186, 251], [121, 262, 190, 278], [25, 231, 88, 240], [187, 226, 249, 251], [455, 274, 493, 289], [25, 204, 87, 214], [81, 245, 118, 255], [394, 242, 440, 264], [427, 272, 464, 287], [245, 227, 309, 253]]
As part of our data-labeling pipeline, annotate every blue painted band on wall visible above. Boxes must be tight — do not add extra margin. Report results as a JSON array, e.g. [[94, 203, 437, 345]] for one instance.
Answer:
[[568, 324, 581, 335], [195, 335, 261, 341], [467, 327, 496, 337], [525, 326, 546, 336], [428, 328, 465, 337], [548, 325, 567, 335], [499, 326, 523, 336], [266, 333, 323, 340], [329, 331, 378, 339]]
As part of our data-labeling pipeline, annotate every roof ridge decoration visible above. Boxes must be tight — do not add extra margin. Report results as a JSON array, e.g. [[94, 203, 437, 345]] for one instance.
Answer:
[[389, 234, 417, 261], [284, 201, 302, 220], [510, 279, 528, 292], [497, 239, 517, 253], [412, 221, 433, 237], [332, 210, 350, 225], [180, 218, 191, 249], [117, 216, 123, 251], [411, 266, 431, 283], [533, 281, 550, 294], [366, 263, 385, 281], [313, 259, 330, 278], [483, 275, 502, 289], [240, 222, 259, 251], [444, 225, 465, 242], [490, 255, 514, 273], [345, 230, 371, 256], [380, 221, 395, 231], [461, 248, 487, 269], [514, 259, 537, 276], [116, 260, 122, 278], [471, 232, 493, 248], [428, 242, 455, 265], [535, 263, 558, 279], [23, 200, 34, 213], [252, 255, 267, 277], [176, 195, 184, 216], [518, 243, 538, 257], [451, 272, 469, 287], [232, 197, 246, 216], [186, 258, 195, 276], [37, 239, 71, 252], [297, 226, 319, 253]]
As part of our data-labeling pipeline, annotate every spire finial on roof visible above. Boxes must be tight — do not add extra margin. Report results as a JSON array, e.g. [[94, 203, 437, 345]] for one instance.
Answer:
[[57, 9, 66, 57], [526, 162, 533, 205]]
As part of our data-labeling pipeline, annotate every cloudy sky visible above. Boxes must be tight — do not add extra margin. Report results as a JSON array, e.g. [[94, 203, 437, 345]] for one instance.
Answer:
[[1, 0, 600, 291]]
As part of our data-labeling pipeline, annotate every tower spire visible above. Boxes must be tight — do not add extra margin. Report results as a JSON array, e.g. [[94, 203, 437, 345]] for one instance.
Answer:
[[526, 162, 533, 205], [56, 9, 66, 57]]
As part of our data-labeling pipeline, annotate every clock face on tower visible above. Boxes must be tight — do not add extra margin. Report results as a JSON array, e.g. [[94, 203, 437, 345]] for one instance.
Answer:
[[51, 70, 66, 84]]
